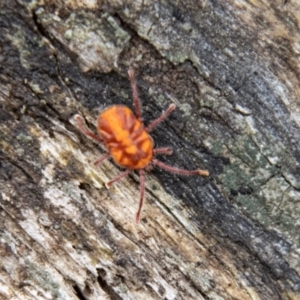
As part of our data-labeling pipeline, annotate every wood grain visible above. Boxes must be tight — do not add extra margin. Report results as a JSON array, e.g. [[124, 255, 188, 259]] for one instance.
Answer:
[[0, 0, 300, 299]]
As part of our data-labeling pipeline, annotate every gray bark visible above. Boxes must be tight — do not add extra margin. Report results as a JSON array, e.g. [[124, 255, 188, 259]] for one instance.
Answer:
[[0, 0, 300, 299]]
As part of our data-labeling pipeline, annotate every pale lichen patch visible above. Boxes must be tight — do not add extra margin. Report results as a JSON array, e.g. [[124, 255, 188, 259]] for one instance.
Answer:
[[35, 9, 131, 73], [7, 29, 31, 70], [33, 123, 105, 189]]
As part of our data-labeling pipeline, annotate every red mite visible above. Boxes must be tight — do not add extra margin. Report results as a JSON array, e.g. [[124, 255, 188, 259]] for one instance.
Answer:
[[74, 69, 209, 223]]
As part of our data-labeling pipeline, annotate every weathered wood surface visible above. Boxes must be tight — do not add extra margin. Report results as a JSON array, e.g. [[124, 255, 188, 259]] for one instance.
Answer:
[[1, 0, 300, 299]]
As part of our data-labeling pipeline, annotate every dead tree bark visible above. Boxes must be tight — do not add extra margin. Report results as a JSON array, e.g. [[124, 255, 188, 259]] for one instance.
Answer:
[[1, 0, 300, 299]]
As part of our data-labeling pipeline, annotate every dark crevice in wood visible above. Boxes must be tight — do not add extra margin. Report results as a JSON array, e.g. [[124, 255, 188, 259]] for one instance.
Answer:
[[73, 284, 88, 300], [96, 268, 123, 300]]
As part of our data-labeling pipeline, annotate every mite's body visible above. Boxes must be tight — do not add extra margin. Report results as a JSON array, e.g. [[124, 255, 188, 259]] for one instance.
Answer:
[[98, 106, 153, 169], [74, 69, 209, 223]]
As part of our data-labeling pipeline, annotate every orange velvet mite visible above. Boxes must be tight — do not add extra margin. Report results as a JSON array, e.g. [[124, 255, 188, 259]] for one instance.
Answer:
[[74, 69, 209, 223]]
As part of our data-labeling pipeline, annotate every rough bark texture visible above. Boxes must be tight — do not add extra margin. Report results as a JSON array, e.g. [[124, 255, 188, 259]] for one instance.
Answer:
[[1, 0, 300, 299]]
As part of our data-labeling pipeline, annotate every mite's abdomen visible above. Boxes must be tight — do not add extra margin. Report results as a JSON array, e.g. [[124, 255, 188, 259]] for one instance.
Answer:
[[97, 106, 153, 169]]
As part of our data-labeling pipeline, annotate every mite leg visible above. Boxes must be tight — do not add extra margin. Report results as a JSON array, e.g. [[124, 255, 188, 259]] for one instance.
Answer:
[[105, 169, 131, 189], [153, 147, 173, 155], [135, 169, 145, 224], [152, 158, 209, 176], [145, 104, 176, 132], [73, 114, 103, 143], [94, 153, 111, 166], [128, 69, 142, 120]]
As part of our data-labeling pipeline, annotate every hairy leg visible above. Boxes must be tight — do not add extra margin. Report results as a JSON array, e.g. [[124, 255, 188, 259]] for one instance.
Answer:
[[128, 69, 142, 120], [135, 169, 145, 224], [74, 114, 103, 143], [94, 153, 110, 166], [105, 169, 131, 189], [152, 159, 209, 176], [153, 147, 173, 155], [145, 104, 176, 132]]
